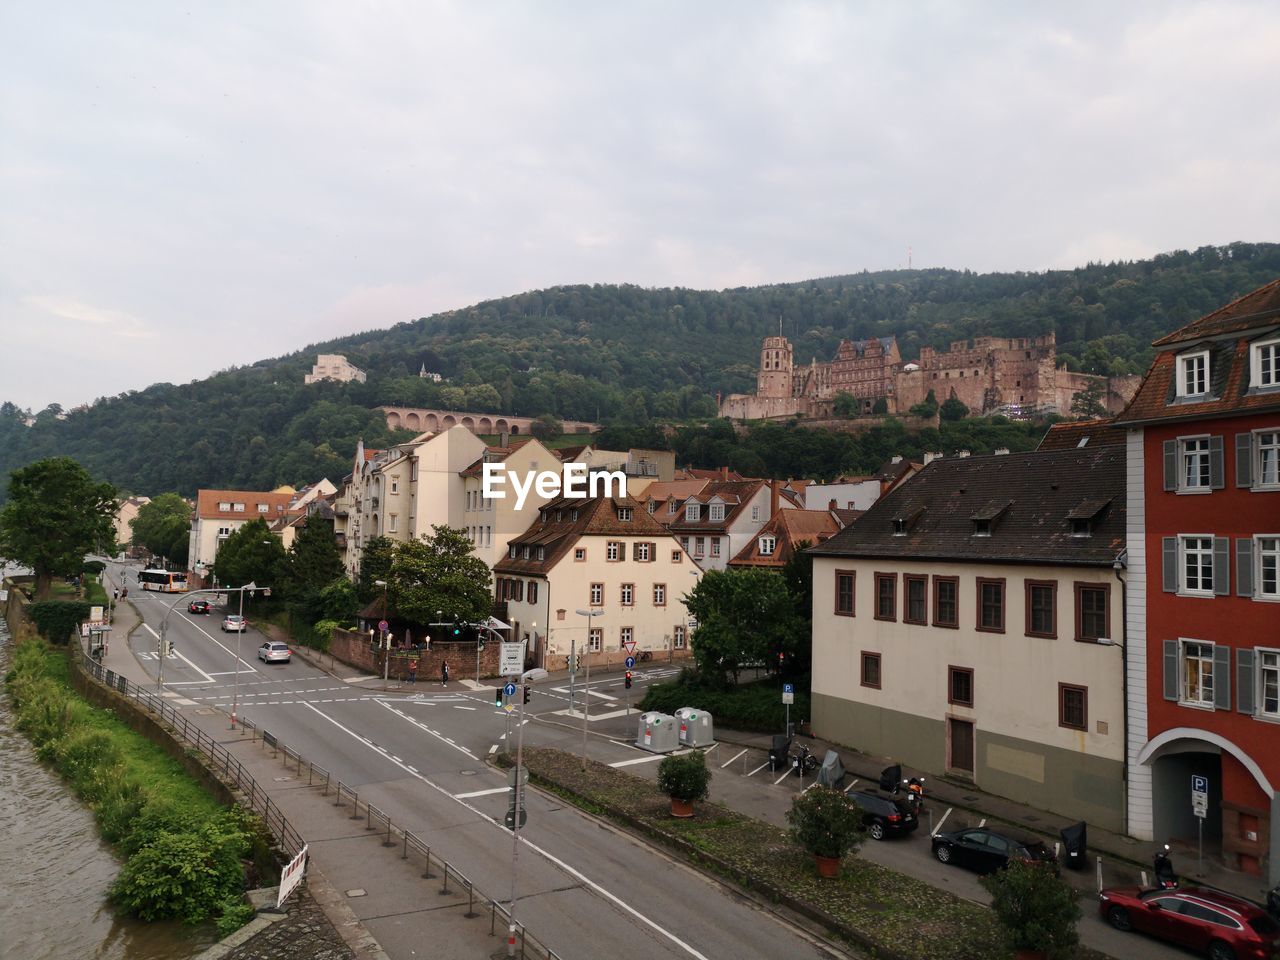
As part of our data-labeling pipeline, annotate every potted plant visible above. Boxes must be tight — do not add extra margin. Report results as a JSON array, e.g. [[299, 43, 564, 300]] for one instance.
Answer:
[[980, 859, 1081, 960], [785, 785, 865, 878], [657, 752, 711, 818]]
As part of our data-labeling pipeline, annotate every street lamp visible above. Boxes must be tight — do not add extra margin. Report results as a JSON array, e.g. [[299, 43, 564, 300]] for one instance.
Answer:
[[375, 580, 389, 680], [574, 608, 603, 770], [231, 580, 259, 730]]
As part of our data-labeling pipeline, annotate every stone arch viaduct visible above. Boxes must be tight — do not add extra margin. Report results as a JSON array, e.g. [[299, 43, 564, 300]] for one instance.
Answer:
[[377, 406, 599, 437]]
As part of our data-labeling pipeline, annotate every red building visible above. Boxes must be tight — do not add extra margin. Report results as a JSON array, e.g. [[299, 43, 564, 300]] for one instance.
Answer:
[[1115, 279, 1280, 883]]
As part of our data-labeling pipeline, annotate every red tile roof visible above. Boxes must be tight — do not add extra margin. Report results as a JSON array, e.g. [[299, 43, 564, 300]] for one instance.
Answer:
[[1151, 278, 1280, 347], [728, 509, 846, 569], [195, 489, 295, 521], [493, 495, 675, 575]]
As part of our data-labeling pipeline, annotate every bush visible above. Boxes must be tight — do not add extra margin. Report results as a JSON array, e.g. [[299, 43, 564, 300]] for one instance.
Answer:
[[657, 752, 711, 802], [27, 600, 91, 644], [216, 898, 256, 937], [980, 860, 1080, 960], [786, 785, 865, 859], [111, 820, 249, 923], [640, 677, 809, 733]]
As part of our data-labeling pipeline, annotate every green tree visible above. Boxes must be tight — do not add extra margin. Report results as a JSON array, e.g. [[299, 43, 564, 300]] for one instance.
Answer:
[[908, 389, 938, 418], [281, 516, 345, 627], [357, 536, 396, 603], [530, 414, 563, 441], [832, 392, 859, 418], [0, 457, 117, 598], [683, 568, 803, 686], [871, 397, 889, 414], [389, 526, 492, 627], [939, 397, 969, 421], [129, 493, 192, 568], [211, 518, 284, 590], [981, 860, 1081, 960], [1070, 381, 1108, 419]]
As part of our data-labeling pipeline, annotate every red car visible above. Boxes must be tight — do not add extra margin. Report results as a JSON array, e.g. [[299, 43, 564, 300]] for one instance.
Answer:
[[187, 599, 211, 614], [1099, 885, 1280, 960]]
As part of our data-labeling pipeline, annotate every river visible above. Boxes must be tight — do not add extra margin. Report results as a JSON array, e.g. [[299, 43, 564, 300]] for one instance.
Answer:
[[0, 617, 214, 960]]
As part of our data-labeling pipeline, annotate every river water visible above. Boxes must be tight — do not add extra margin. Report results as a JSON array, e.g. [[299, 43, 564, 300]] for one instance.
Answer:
[[0, 618, 214, 960]]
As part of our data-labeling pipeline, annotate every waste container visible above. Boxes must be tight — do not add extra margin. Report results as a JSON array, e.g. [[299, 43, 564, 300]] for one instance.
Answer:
[[674, 708, 714, 748], [1060, 820, 1087, 870], [817, 749, 845, 788], [636, 712, 678, 753], [768, 734, 792, 772]]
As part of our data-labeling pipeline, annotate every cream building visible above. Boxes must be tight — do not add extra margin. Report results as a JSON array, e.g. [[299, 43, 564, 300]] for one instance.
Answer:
[[188, 487, 297, 575], [304, 353, 367, 384], [808, 445, 1129, 831], [113, 496, 151, 548]]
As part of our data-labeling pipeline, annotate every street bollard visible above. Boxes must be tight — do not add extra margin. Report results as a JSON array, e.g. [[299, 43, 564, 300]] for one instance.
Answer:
[[383, 817, 394, 848], [1096, 856, 1104, 893], [422, 845, 432, 880]]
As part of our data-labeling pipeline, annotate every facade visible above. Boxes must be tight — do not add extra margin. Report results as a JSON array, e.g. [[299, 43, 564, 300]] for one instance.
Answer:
[[1113, 278, 1280, 882], [304, 354, 366, 384], [727, 509, 848, 570], [113, 495, 151, 548], [808, 447, 1128, 831], [662, 479, 781, 571], [188, 487, 297, 574], [493, 495, 699, 670]]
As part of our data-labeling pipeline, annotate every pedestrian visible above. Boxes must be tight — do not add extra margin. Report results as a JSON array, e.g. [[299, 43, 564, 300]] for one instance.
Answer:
[[407, 658, 417, 685], [112, 588, 119, 602], [121, 586, 128, 600], [441, 659, 450, 687]]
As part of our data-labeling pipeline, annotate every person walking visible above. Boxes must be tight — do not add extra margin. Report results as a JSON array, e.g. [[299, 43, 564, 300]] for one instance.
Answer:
[[407, 658, 417, 685], [441, 659, 450, 687]]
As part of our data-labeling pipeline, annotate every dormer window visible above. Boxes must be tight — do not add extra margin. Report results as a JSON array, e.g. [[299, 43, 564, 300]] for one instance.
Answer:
[[668, 500, 678, 515], [509, 545, 518, 559], [686, 503, 701, 522], [648, 501, 656, 514], [1066, 496, 1111, 538], [536, 546, 545, 561], [972, 519, 992, 537], [1071, 519, 1092, 538], [1176, 349, 1209, 398], [1252, 336, 1280, 389], [893, 519, 907, 536], [522, 545, 531, 560], [570, 509, 579, 521], [618, 507, 633, 522], [969, 502, 1010, 538], [758, 536, 776, 556], [708, 503, 725, 522]]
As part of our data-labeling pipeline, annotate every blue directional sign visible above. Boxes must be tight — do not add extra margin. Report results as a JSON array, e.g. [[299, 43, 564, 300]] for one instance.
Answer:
[[783, 683, 794, 694], [503, 682, 517, 698], [1192, 774, 1209, 793], [625, 656, 635, 669]]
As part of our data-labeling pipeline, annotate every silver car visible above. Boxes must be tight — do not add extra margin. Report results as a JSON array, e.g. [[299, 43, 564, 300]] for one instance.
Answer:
[[221, 614, 247, 633], [258, 641, 291, 664]]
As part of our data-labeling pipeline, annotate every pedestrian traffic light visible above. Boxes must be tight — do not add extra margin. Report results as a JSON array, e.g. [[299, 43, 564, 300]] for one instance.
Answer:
[[494, 686, 504, 708], [452, 618, 463, 637], [523, 685, 531, 705], [624, 670, 632, 689]]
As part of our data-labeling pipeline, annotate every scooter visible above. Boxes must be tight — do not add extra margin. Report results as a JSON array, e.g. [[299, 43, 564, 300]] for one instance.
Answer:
[[1153, 844, 1179, 890], [791, 743, 819, 777], [902, 776, 926, 812]]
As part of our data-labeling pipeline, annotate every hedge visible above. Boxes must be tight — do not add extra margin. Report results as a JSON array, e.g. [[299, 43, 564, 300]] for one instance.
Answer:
[[640, 678, 809, 733]]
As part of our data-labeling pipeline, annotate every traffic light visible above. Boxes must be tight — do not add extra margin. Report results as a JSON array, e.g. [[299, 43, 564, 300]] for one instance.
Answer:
[[522, 685, 531, 705], [452, 618, 463, 638], [624, 670, 632, 690], [494, 686, 504, 708]]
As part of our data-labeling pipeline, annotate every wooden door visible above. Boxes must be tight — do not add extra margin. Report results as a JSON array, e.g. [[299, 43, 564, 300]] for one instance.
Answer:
[[949, 718, 974, 773]]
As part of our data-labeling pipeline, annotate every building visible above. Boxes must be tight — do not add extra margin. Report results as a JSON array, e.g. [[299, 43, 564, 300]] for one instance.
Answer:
[[804, 458, 921, 512], [720, 333, 1139, 420], [808, 446, 1128, 831], [378, 406, 599, 437], [1113, 278, 1280, 881], [727, 508, 849, 570], [493, 495, 698, 669], [188, 488, 298, 575], [113, 495, 151, 548], [662, 479, 784, 571], [304, 354, 367, 384]]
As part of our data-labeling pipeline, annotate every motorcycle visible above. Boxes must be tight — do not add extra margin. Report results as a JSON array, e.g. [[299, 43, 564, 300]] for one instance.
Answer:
[[1153, 844, 1179, 890], [791, 743, 820, 777], [902, 776, 926, 811]]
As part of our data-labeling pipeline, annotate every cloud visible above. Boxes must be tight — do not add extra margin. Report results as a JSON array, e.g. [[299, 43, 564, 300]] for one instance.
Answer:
[[23, 295, 151, 339]]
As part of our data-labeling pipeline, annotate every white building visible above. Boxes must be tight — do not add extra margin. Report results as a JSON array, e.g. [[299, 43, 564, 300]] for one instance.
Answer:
[[304, 354, 367, 385]]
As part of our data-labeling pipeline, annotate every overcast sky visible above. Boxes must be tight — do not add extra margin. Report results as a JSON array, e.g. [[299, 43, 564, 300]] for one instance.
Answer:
[[3, 2, 1278, 412]]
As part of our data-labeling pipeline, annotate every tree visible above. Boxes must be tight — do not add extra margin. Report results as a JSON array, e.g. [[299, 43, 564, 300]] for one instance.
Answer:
[[0, 458, 117, 598], [1070, 381, 1107, 419], [870, 397, 889, 414], [356, 536, 396, 603], [940, 397, 969, 421], [211, 518, 284, 590], [281, 516, 345, 627], [129, 493, 192, 568], [832, 392, 859, 418], [683, 568, 804, 686], [908, 389, 938, 418], [981, 860, 1081, 960], [389, 526, 492, 627], [530, 414, 563, 441]]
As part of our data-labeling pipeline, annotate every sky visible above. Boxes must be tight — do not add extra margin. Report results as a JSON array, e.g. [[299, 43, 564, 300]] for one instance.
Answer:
[[3, 2, 1279, 412]]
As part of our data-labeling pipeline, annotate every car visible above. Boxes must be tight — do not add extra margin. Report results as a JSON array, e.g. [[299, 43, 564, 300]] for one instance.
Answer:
[[221, 615, 248, 632], [931, 826, 1058, 875], [258, 641, 291, 664], [1100, 886, 1280, 960], [848, 790, 919, 840], [187, 599, 211, 614]]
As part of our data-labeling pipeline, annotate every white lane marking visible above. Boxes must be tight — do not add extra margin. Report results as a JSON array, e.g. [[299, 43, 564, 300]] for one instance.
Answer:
[[298, 702, 712, 960], [844, 778, 860, 794], [207, 671, 241, 676], [555, 707, 632, 721], [978, 818, 987, 828], [174, 698, 198, 706], [489, 745, 499, 755], [609, 754, 665, 768], [177, 621, 261, 675], [747, 762, 769, 777], [372, 699, 477, 760], [720, 748, 747, 768], [932, 807, 953, 837], [454, 786, 509, 799], [452, 705, 476, 711], [585, 689, 617, 701], [773, 768, 794, 786]]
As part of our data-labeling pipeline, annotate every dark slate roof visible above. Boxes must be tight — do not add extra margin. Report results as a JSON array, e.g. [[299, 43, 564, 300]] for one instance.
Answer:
[[808, 446, 1125, 567], [1036, 419, 1124, 451]]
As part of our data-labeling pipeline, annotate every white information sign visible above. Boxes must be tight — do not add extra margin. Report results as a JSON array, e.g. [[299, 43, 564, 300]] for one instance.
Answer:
[[1191, 774, 1209, 819], [276, 844, 308, 908], [500, 641, 525, 677]]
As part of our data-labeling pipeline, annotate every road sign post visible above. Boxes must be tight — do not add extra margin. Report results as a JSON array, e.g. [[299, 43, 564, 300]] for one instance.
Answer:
[[782, 683, 794, 738], [507, 682, 530, 958], [1192, 775, 1209, 868]]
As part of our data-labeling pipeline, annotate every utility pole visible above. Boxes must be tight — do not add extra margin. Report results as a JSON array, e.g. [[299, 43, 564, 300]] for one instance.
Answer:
[[507, 681, 528, 958]]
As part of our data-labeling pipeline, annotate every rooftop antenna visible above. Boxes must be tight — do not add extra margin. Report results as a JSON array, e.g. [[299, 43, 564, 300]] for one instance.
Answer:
[[778, 316, 783, 337]]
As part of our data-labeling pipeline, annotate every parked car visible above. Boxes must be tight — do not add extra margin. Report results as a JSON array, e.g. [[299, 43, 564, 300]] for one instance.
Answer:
[[848, 790, 919, 840], [1100, 886, 1280, 960], [221, 614, 247, 633], [258, 641, 291, 664], [187, 599, 211, 614], [931, 826, 1058, 874]]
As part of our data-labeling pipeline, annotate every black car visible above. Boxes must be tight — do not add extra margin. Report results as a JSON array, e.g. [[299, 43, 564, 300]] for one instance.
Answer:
[[849, 790, 919, 840], [932, 827, 1058, 874], [187, 599, 211, 614]]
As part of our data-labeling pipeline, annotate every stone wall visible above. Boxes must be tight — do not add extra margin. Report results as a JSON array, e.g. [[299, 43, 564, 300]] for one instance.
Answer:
[[329, 628, 502, 680]]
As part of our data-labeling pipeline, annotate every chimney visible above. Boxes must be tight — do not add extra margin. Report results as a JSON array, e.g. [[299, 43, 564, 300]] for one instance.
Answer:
[[770, 479, 780, 518], [891, 455, 902, 464], [957, 449, 971, 458], [500, 431, 510, 447], [828, 498, 837, 510], [721, 466, 729, 481], [994, 448, 1010, 456]]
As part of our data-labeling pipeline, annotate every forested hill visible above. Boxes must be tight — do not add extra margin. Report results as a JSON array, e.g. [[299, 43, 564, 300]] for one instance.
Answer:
[[2, 241, 1277, 500]]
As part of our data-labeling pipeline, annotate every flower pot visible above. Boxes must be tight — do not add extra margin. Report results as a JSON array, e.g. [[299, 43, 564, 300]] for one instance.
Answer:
[[814, 854, 841, 878], [670, 797, 694, 818]]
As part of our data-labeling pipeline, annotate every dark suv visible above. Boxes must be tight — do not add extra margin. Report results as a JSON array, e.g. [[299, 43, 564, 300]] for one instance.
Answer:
[[849, 790, 918, 840]]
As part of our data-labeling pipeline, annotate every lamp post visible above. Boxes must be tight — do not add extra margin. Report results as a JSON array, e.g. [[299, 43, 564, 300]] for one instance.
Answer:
[[231, 579, 260, 730], [574, 608, 603, 770], [375, 579, 389, 680]]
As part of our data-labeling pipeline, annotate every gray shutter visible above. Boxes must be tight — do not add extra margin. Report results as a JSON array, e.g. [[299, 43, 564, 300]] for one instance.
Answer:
[[1213, 645, 1232, 710], [1163, 639, 1180, 701], [1162, 537, 1179, 593], [1209, 435, 1225, 489], [1213, 537, 1231, 595], [1163, 440, 1178, 492], [1237, 649, 1256, 715], [1237, 538, 1254, 597], [1236, 433, 1254, 488]]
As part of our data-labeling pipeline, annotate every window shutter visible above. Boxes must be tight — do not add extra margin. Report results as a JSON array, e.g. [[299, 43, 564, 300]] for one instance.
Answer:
[[1212, 537, 1231, 595], [1163, 640, 1179, 701], [1236, 433, 1254, 488], [1209, 435, 1225, 489], [1237, 649, 1255, 716], [1236, 539, 1254, 598], [1213, 645, 1231, 710], [1162, 537, 1178, 593], [1163, 440, 1178, 492]]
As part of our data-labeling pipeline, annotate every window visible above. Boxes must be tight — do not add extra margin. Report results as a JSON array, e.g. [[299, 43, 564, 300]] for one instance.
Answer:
[[861, 652, 882, 689], [948, 667, 974, 707], [1256, 431, 1280, 487], [232, 502, 246, 512], [257, 504, 269, 513], [1059, 684, 1087, 731], [680, 536, 690, 552], [904, 575, 927, 624], [508, 545, 517, 560], [589, 582, 603, 606], [1181, 536, 1215, 595], [1071, 519, 1091, 538], [1182, 640, 1214, 706], [1259, 650, 1280, 718], [607, 541, 622, 562], [574, 548, 586, 562], [758, 536, 776, 556], [835, 570, 855, 616], [388, 514, 398, 533], [522, 545, 531, 560], [1258, 536, 1280, 599], [512, 580, 524, 602], [686, 503, 701, 522], [1025, 581, 1056, 638], [1181, 437, 1212, 490], [636, 542, 651, 562], [1177, 349, 1209, 397], [709, 503, 725, 522], [588, 628, 602, 652], [668, 500, 678, 515], [620, 583, 634, 606], [874, 573, 896, 621], [671, 550, 682, 563], [751, 506, 761, 521], [673, 625, 686, 649], [653, 583, 666, 606], [620, 627, 633, 648], [710, 538, 721, 558], [694, 537, 705, 557], [1075, 583, 1110, 641], [570, 509, 579, 521], [933, 576, 958, 627], [217, 526, 231, 537], [218, 501, 231, 511], [972, 518, 992, 537], [647, 500, 656, 514], [390, 478, 399, 494], [892, 518, 907, 536], [617, 507, 633, 522], [1251, 337, 1280, 388], [528, 581, 538, 605], [976, 578, 1005, 632]]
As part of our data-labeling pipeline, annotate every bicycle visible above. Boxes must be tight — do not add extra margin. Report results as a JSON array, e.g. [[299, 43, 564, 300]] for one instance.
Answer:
[[638, 650, 653, 662]]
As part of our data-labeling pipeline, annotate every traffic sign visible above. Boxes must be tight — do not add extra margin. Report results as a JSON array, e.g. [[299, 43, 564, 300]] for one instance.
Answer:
[[500, 641, 525, 676], [1192, 774, 1209, 819], [1192, 775, 1208, 793], [504, 807, 527, 829], [623, 639, 637, 654], [783, 683, 794, 693], [378, 619, 389, 633], [782, 683, 794, 706], [687, 618, 698, 628], [503, 702, 515, 713], [625, 656, 635, 669], [503, 682, 517, 698], [507, 767, 529, 787]]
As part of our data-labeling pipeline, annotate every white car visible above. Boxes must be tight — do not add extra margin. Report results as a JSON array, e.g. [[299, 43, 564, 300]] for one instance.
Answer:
[[221, 615, 248, 633], [258, 641, 291, 664]]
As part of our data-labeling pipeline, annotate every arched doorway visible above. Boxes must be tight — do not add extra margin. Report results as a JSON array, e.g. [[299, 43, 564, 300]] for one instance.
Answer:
[[510, 423, 520, 435], [495, 419, 509, 434], [405, 412, 421, 430], [479, 417, 493, 433]]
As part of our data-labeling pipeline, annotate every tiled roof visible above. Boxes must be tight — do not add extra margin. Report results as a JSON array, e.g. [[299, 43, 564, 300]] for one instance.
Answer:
[[493, 495, 673, 576], [1151, 278, 1280, 347], [195, 489, 295, 521], [669, 480, 766, 533], [1037, 419, 1124, 451], [729, 509, 846, 569], [1113, 338, 1280, 425], [808, 446, 1125, 566], [874, 459, 918, 483], [832, 508, 864, 526]]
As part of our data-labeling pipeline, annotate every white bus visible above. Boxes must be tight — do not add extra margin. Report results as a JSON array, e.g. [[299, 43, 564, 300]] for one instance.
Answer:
[[138, 569, 189, 593]]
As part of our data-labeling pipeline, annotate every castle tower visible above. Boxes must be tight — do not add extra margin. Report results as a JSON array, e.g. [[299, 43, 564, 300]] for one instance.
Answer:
[[757, 336, 794, 399]]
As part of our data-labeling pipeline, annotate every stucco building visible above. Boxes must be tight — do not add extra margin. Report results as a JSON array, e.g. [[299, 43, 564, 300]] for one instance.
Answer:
[[188, 487, 298, 576], [304, 354, 367, 384]]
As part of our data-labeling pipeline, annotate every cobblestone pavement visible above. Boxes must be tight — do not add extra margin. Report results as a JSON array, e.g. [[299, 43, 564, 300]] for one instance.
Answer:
[[225, 889, 355, 960]]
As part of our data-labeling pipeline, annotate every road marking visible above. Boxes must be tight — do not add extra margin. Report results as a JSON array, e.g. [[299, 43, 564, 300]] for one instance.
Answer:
[[720, 749, 747, 768], [932, 807, 953, 837], [372, 699, 476, 760], [454, 786, 508, 799], [489, 745, 499, 755], [452, 705, 476, 711], [342, 675, 381, 684], [555, 707, 633, 721], [978, 818, 987, 828], [773, 768, 794, 786], [747, 762, 769, 777], [609, 754, 666, 768], [298, 702, 712, 960], [843, 779, 860, 793]]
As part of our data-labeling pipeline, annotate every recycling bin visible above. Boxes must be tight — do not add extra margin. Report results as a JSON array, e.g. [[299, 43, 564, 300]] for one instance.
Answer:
[[636, 712, 678, 753], [674, 707, 714, 748]]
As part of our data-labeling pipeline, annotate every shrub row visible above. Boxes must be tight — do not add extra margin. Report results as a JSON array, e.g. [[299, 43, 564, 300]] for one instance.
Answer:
[[639, 676, 810, 733]]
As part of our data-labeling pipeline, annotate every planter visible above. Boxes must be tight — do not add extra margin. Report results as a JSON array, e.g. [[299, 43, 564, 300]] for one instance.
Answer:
[[670, 797, 694, 818], [814, 854, 841, 878]]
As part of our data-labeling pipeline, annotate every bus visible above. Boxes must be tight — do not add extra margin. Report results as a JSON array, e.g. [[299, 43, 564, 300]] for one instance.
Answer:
[[138, 569, 189, 593]]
